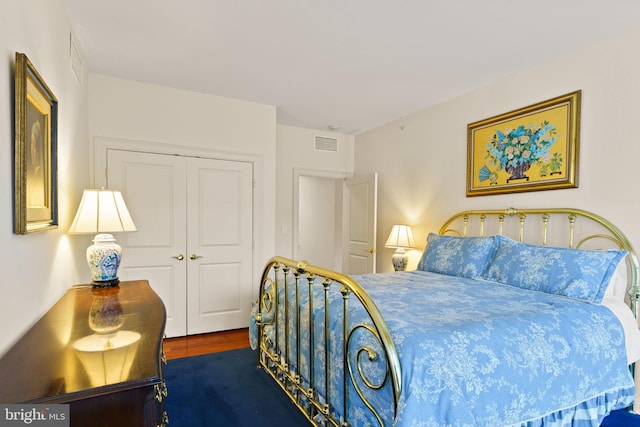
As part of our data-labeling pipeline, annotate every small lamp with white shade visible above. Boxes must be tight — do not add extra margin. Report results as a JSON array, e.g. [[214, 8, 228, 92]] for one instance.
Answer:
[[385, 224, 415, 271], [68, 189, 137, 287]]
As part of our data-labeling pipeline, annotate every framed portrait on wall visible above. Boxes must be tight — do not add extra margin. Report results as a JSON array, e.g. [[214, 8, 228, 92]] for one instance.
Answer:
[[467, 91, 580, 197], [14, 52, 58, 234]]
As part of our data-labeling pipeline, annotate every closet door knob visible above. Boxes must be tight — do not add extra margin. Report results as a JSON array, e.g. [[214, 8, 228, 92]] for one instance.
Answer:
[[173, 254, 184, 260], [190, 254, 203, 260]]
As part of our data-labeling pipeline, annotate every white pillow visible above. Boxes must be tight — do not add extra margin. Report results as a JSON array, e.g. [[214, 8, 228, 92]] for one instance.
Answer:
[[604, 256, 628, 301]]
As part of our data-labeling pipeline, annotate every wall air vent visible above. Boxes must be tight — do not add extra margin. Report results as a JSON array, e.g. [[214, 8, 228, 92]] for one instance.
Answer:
[[70, 32, 84, 86], [315, 136, 338, 152]]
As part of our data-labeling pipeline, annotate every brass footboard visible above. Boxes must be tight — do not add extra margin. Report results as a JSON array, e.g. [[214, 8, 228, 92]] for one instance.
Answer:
[[255, 256, 401, 427]]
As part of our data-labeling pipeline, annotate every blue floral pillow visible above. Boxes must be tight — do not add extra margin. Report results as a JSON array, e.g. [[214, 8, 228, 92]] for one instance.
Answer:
[[417, 233, 497, 279], [482, 235, 627, 304]]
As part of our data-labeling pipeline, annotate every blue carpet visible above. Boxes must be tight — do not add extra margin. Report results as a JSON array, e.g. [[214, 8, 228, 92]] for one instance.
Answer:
[[164, 348, 309, 426], [601, 408, 640, 427], [164, 347, 640, 426]]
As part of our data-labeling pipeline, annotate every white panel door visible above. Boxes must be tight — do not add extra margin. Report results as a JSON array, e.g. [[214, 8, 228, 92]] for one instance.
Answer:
[[186, 158, 253, 334], [343, 173, 378, 275], [107, 150, 254, 337], [107, 150, 188, 337]]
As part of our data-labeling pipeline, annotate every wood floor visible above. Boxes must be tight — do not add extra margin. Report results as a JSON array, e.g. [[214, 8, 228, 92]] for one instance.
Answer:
[[163, 328, 250, 360]]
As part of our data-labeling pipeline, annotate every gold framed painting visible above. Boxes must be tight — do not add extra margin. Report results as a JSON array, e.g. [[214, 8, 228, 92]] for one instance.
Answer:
[[14, 52, 58, 234], [466, 90, 580, 197]]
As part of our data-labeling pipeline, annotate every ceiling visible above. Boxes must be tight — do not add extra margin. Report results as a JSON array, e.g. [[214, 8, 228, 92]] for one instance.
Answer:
[[63, 0, 640, 135]]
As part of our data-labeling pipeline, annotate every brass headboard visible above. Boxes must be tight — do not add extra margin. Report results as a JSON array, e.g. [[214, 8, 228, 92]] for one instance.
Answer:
[[438, 207, 640, 317]]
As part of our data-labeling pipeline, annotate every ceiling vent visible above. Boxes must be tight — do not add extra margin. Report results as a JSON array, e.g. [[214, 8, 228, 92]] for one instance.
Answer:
[[315, 136, 338, 152]]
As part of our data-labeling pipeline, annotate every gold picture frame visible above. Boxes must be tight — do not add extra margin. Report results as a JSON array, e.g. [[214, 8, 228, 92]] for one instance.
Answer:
[[14, 52, 58, 234], [467, 91, 580, 197]]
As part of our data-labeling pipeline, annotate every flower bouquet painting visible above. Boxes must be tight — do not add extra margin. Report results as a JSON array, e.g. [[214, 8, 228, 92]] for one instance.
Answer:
[[481, 121, 559, 184], [467, 91, 580, 197]]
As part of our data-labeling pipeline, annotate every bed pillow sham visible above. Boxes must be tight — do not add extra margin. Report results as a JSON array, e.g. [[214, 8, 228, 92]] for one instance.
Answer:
[[417, 233, 496, 279], [603, 257, 628, 301], [482, 234, 627, 304]]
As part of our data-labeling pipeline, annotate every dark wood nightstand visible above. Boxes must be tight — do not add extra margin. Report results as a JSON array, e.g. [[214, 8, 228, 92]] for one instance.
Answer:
[[0, 280, 167, 427]]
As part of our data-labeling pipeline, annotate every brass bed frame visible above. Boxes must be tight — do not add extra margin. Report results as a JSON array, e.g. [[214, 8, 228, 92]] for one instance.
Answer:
[[255, 208, 640, 427]]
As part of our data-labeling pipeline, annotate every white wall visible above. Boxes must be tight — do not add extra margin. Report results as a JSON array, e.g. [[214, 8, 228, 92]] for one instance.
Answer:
[[0, 0, 90, 355], [87, 74, 278, 280], [298, 176, 342, 269], [276, 125, 355, 258], [356, 28, 640, 272]]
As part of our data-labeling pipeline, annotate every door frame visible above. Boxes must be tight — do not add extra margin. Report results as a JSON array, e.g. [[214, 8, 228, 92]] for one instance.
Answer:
[[94, 136, 263, 302]]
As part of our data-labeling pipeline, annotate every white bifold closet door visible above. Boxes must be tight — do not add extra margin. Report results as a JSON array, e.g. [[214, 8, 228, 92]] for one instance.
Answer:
[[107, 149, 253, 337]]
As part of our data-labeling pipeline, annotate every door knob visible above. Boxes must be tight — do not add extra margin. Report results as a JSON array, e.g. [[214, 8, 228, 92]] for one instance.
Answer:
[[190, 254, 203, 260], [367, 248, 377, 254], [173, 254, 184, 260]]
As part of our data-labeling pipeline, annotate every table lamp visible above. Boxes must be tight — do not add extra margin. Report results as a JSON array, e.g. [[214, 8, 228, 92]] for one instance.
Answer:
[[385, 224, 415, 271], [69, 189, 137, 287]]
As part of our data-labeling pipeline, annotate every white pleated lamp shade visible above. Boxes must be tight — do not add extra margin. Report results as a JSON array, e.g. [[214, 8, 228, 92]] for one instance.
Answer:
[[384, 224, 415, 249], [69, 189, 137, 234]]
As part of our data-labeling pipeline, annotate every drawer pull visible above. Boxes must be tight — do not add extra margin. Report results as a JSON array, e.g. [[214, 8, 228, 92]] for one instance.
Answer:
[[154, 381, 168, 402], [157, 411, 169, 427]]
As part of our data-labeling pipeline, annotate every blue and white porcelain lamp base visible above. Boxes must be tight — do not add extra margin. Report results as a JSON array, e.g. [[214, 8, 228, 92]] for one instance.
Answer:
[[87, 233, 122, 287], [391, 248, 408, 271]]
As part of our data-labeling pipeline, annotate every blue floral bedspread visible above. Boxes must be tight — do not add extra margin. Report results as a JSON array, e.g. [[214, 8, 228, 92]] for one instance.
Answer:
[[251, 270, 635, 427]]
